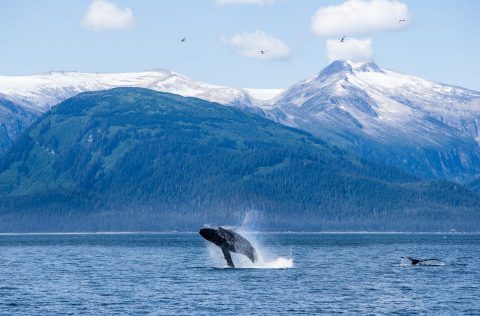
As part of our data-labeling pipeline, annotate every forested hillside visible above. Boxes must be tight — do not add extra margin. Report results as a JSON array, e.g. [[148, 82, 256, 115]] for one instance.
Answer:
[[0, 88, 478, 232]]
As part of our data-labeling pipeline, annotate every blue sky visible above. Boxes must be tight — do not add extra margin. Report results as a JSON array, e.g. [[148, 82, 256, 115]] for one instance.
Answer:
[[1, 0, 479, 90]]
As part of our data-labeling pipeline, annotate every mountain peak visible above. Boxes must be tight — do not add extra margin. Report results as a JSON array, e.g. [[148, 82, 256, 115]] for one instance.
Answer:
[[348, 61, 383, 73], [318, 60, 383, 79], [318, 60, 353, 78]]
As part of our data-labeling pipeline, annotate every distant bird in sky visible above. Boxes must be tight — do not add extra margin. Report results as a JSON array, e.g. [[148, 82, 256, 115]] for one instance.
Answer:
[[399, 19, 406, 23], [340, 36, 346, 43], [259, 50, 267, 55], [180, 37, 187, 43]]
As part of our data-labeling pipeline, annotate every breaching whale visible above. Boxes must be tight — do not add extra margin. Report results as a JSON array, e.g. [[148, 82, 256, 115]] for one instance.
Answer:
[[199, 227, 257, 268]]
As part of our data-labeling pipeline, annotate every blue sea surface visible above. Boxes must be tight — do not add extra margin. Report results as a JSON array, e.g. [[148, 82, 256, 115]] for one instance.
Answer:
[[0, 233, 479, 315]]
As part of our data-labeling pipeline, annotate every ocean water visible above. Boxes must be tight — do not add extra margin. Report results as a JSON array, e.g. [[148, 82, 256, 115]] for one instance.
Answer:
[[0, 232, 479, 315]]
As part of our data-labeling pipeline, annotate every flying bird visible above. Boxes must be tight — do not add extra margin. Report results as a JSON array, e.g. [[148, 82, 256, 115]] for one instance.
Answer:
[[180, 37, 187, 43], [340, 36, 346, 43], [259, 50, 267, 55], [399, 19, 406, 23]]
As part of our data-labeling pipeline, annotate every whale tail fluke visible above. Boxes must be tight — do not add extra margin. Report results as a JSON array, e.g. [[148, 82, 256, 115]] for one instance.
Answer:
[[402, 256, 443, 265]]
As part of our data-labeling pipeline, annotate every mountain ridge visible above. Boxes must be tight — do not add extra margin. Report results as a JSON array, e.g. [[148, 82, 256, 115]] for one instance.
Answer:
[[1, 61, 480, 185], [1, 87, 478, 232], [0, 68, 281, 153], [267, 60, 480, 183], [0, 69, 259, 112]]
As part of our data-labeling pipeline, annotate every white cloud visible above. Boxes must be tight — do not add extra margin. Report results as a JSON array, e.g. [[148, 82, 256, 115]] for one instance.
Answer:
[[311, 0, 410, 37], [215, 0, 275, 5], [81, 0, 135, 31], [326, 38, 373, 62], [223, 31, 291, 61]]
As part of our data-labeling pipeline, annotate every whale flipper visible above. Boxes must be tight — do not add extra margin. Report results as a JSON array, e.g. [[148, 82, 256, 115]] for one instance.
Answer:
[[222, 247, 235, 268]]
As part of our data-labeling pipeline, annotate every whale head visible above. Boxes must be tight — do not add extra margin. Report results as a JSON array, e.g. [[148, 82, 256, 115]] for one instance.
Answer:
[[199, 227, 217, 242]]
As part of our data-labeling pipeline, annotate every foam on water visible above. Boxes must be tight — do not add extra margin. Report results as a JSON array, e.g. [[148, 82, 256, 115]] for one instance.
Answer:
[[245, 257, 294, 269]]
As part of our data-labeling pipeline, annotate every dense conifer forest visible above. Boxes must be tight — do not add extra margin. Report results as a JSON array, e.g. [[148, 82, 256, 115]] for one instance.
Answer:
[[0, 88, 478, 232]]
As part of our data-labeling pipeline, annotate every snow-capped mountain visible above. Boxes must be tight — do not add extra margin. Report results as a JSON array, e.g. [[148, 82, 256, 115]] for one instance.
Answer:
[[0, 69, 266, 113], [268, 60, 480, 182], [1, 61, 479, 183], [0, 69, 282, 150]]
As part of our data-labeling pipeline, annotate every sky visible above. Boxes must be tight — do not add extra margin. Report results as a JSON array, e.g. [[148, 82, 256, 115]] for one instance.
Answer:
[[1, 0, 479, 90]]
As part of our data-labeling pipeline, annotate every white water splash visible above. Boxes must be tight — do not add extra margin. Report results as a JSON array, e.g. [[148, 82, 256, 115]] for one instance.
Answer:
[[244, 257, 294, 269]]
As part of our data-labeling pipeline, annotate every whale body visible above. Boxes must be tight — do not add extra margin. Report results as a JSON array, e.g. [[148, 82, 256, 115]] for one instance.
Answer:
[[199, 227, 257, 268]]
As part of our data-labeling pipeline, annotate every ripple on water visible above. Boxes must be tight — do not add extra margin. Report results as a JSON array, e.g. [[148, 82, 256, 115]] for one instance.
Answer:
[[0, 233, 479, 315]]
